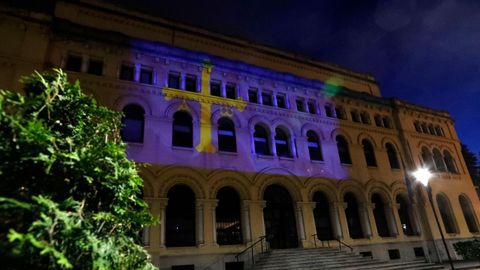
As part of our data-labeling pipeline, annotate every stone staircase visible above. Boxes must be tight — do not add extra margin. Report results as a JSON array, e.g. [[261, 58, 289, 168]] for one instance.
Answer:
[[252, 248, 445, 270]]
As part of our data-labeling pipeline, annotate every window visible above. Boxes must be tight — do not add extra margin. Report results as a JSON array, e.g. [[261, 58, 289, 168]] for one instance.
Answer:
[[276, 94, 286, 108], [140, 67, 153, 84], [65, 54, 82, 72], [388, 249, 400, 260], [336, 135, 352, 164], [421, 123, 428, 133], [168, 72, 181, 89], [248, 88, 258, 103], [335, 107, 346, 119], [225, 83, 236, 99], [414, 247, 425, 257], [172, 111, 193, 148], [217, 118, 236, 152], [383, 117, 393, 128], [459, 195, 479, 233], [296, 99, 305, 112], [185, 75, 197, 92], [421, 147, 434, 169], [360, 112, 370, 124], [374, 115, 383, 127], [428, 124, 435, 135], [166, 185, 196, 247], [307, 100, 316, 114], [443, 150, 458, 173], [432, 148, 446, 172], [351, 111, 361, 123], [435, 126, 444, 136], [436, 194, 458, 234], [325, 104, 334, 117], [253, 124, 270, 155], [275, 127, 292, 158], [313, 192, 333, 240], [362, 139, 377, 167], [307, 130, 323, 161], [216, 187, 242, 245], [210, 80, 221, 97], [414, 122, 422, 132], [120, 64, 135, 81], [372, 194, 391, 237], [121, 104, 144, 143], [396, 195, 415, 236], [87, 58, 103, 75], [386, 143, 400, 169], [261, 92, 273, 106], [344, 193, 363, 239]]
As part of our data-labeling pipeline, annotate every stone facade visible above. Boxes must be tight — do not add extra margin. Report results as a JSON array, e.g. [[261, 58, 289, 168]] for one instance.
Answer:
[[1, 1, 479, 270]]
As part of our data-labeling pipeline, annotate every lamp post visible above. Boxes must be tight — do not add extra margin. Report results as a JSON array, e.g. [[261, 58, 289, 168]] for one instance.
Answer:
[[412, 168, 455, 270]]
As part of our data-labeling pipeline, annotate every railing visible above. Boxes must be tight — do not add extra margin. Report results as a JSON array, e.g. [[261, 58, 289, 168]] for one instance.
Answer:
[[235, 236, 269, 268], [311, 234, 353, 252]]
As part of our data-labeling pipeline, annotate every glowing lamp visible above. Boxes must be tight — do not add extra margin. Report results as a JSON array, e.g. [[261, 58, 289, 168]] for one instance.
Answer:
[[412, 167, 432, 187]]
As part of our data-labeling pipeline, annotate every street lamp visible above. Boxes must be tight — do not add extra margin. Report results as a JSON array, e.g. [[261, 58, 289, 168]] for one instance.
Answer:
[[412, 167, 455, 270]]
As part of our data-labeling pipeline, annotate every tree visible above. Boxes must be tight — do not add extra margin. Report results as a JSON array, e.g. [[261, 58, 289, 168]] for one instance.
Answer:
[[0, 70, 157, 269], [461, 144, 480, 186]]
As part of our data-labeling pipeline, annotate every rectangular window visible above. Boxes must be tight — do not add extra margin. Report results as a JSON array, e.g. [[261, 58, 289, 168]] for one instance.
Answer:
[[210, 80, 221, 97], [335, 107, 346, 119], [307, 100, 316, 114], [351, 111, 361, 122], [388, 249, 400, 260], [276, 94, 286, 108], [185, 75, 197, 92], [226, 83, 236, 99], [87, 58, 103, 75], [262, 92, 273, 106], [140, 67, 153, 84], [248, 89, 258, 103], [168, 72, 180, 89], [65, 55, 82, 72], [325, 105, 334, 117], [413, 247, 425, 257], [119, 64, 135, 81], [296, 99, 305, 112]]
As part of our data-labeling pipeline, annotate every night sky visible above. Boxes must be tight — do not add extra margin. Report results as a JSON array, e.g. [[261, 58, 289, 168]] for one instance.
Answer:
[[112, 0, 480, 154]]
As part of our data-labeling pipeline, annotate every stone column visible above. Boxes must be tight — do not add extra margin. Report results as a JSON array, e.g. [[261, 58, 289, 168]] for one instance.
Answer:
[[134, 63, 141, 82], [392, 203, 405, 237], [295, 202, 306, 245], [368, 203, 380, 238], [270, 129, 277, 157], [180, 73, 186, 90], [249, 200, 267, 241], [385, 203, 399, 237], [331, 202, 344, 240], [203, 199, 218, 247], [195, 199, 205, 247], [359, 202, 373, 238], [299, 202, 316, 247], [144, 197, 168, 248], [242, 200, 252, 243], [338, 202, 350, 239], [220, 81, 226, 97], [411, 203, 423, 236]]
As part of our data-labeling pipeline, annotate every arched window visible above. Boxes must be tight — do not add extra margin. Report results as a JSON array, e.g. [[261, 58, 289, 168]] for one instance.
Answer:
[[172, 111, 193, 147], [307, 130, 322, 161], [217, 117, 236, 152], [254, 124, 270, 155], [421, 123, 428, 134], [372, 194, 391, 237], [121, 104, 145, 143], [443, 150, 458, 173], [459, 195, 479, 233], [313, 191, 334, 240], [351, 111, 361, 123], [335, 107, 346, 120], [432, 148, 446, 172], [275, 127, 292, 158], [344, 193, 363, 239], [360, 112, 370, 124], [216, 187, 242, 245], [436, 194, 458, 234], [336, 135, 352, 164], [166, 185, 196, 247], [435, 126, 444, 136], [374, 115, 383, 127], [396, 195, 415, 235], [414, 122, 422, 132], [386, 143, 400, 169], [421, 147, 434, 169], [383, 117, 393, 128], [428, 124, 436, 135], [362, 139, 377, 167]]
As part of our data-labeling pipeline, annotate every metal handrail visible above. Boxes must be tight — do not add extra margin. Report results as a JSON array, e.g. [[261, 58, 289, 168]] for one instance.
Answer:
[[311, 234, 331, 248], [235, 236, 268, 265], [336, 239, 353, 252]]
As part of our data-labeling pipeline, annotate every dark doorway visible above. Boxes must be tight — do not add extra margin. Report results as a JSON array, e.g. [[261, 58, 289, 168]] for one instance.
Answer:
[[216, 187, 242, 245], [313, 191, 334, 240], [344, 192, 363, 239], [263, 185, 298, 249], [165, 185, 196, 247], [371, 194, 390, 237]]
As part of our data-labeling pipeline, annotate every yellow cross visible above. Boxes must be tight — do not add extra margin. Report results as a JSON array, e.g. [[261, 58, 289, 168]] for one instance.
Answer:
[[163, 61, 247, 153]]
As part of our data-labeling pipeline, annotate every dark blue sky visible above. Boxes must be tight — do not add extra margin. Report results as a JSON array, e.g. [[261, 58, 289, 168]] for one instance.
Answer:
[[115, 0, 480, 153]]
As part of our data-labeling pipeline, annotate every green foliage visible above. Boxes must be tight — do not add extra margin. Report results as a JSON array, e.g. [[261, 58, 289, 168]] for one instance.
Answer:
[[0, 69, 157, 269], [461, 144, 480, 186], [454, 239, 480, 260]]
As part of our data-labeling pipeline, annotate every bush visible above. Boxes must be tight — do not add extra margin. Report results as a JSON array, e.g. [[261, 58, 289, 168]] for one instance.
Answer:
[[454, 239, 480, 260], [0, 69, 157, 269]]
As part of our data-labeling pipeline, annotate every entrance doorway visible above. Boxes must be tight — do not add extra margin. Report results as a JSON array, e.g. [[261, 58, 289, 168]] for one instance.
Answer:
[[263, 184, 298, 249]]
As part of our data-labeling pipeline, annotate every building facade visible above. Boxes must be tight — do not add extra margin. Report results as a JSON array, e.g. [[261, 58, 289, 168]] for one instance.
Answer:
[[1, 1, 480, 269]]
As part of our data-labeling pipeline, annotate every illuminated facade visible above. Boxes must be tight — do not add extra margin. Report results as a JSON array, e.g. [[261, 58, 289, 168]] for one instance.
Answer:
[[1, 1, 480, 269]]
